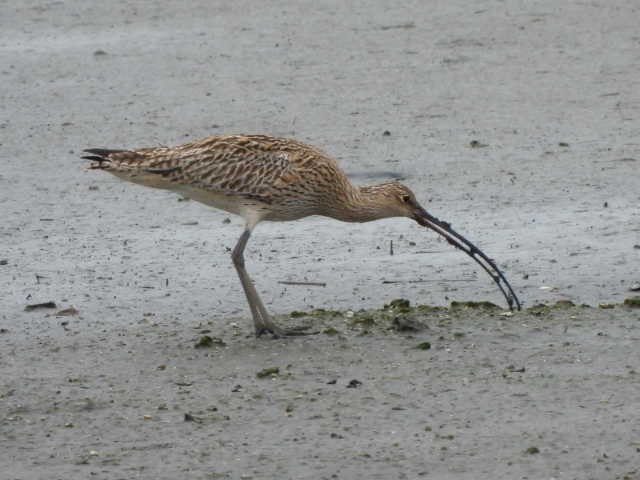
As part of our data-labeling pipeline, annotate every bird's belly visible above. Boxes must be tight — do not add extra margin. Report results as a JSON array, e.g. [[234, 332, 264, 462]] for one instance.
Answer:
[[176, 185, 265, 217], [180, 186, 316, 222]]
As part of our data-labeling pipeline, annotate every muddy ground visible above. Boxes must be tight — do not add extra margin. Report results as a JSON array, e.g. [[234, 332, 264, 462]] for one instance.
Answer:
[[1, 1, 639, 479]]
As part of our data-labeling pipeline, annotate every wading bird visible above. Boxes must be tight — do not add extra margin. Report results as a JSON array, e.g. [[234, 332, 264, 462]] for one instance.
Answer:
[[84, 134, 520, 337]]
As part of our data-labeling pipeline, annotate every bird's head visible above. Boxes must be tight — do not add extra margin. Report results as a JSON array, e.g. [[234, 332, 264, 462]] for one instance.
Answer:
[[361, 181, 431, 223]]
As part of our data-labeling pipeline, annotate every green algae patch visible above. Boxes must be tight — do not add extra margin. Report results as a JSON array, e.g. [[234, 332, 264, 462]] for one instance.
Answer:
[[416, 342, 431, 350], [291, 308, 342, 319], [391, 315, 427, 332], [623, 297, 640, 308], [310, 308, 343, 318], [527, 303, 551, 316], [323, 327, 339, 336], [553, 300, 576, 309], [350, 312, 376, 327], [416, 304, 446, 313], [256, 367, 280, 378], [450, 301, 500, 310], [195, 335, 226, 348], [384, 298, 412, 313], [274, 300, 639, 339]]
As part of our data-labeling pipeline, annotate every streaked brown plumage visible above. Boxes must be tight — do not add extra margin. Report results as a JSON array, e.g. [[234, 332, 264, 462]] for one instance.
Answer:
[[84, 134, 520, 337]]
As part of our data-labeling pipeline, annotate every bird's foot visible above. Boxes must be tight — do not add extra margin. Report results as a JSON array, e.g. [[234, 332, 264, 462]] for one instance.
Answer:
[[255, 324, 318, 339]]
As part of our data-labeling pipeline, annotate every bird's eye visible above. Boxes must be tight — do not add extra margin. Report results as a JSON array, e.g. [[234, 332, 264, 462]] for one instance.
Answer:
[[401, 194, 411, 203]]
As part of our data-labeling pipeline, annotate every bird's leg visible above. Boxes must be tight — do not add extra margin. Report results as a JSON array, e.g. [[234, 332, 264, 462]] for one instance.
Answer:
[[231, 228, 286, 337]]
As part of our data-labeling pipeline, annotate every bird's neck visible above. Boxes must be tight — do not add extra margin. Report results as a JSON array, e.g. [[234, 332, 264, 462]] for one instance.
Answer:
[[326, 184, 394, 223]]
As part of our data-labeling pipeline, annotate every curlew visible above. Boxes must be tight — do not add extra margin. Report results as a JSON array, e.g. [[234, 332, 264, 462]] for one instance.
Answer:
[[83, 134, 520, 337]]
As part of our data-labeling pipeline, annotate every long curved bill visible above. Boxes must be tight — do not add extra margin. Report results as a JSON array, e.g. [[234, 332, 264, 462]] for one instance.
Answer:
[[413, 206, 521, 311]]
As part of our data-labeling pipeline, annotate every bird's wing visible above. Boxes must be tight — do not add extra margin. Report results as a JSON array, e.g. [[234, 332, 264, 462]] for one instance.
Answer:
[[84, 135, 307, 201]]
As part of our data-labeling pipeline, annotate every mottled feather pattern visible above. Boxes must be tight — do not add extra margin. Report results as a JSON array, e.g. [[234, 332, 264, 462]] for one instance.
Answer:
[[85, 134, 358, 220]]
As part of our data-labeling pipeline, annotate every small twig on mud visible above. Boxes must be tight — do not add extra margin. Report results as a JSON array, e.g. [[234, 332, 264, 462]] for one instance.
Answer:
[[382, 279, 474, 284], [278, 281, 327, 287], [24, 301, 57, 311]]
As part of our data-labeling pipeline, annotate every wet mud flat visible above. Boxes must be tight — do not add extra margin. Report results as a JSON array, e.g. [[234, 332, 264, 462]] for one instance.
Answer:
[[2, 301, 639, 479], [2, 0, 639, 478]]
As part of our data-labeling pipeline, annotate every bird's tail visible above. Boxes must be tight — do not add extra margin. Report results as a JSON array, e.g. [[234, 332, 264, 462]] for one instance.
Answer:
[[82, 148, 132, 170], [82, 146, 182, 190]]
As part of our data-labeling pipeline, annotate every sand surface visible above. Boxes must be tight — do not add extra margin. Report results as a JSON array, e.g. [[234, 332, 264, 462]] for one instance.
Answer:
[[1, 1, 639, 479]]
